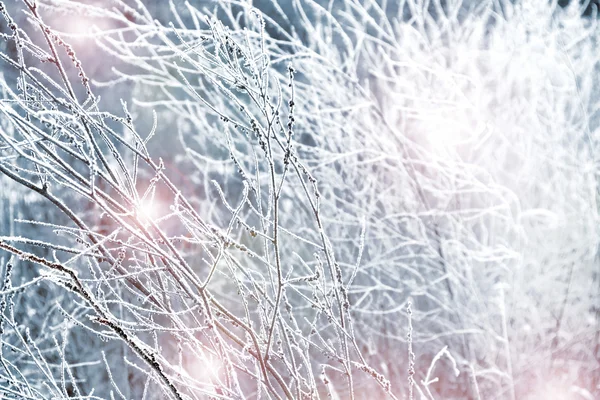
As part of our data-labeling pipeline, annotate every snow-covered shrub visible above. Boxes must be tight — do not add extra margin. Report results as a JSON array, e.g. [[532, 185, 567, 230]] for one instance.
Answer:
[[0, 0, 598, 399]]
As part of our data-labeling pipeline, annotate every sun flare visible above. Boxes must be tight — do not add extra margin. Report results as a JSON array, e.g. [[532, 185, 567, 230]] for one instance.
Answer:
[[137, 200, 160, 222]]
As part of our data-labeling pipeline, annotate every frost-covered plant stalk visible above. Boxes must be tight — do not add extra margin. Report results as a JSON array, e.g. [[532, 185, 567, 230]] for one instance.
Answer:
[[0, 0, 598, 399]]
